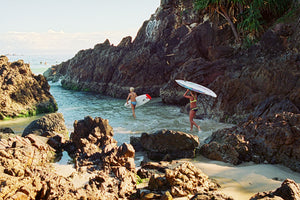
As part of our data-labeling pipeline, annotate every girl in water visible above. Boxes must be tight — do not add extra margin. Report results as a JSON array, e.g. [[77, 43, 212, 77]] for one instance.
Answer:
[[183, 89, 201, 132], [126, 87, 137, 119]]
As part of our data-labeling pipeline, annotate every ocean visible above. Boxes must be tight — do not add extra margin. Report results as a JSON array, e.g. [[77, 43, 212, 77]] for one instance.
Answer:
[[1, 54, 300, 199]]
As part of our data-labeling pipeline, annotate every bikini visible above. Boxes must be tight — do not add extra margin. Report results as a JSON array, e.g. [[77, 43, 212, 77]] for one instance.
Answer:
[[131, 101, 137, 106], [190, 98, 198, 112]]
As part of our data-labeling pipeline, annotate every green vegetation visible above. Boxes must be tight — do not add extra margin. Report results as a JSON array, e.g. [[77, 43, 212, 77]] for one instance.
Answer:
[[136, 174, 149, 185], [0, 102, 58, 121], [194, 0, 295, 45], [36, 103, 58, 114], [83, 88, 91, 92]]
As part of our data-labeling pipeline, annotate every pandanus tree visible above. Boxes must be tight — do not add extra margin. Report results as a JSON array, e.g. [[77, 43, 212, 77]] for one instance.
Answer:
[[194, 0, 295, 44]]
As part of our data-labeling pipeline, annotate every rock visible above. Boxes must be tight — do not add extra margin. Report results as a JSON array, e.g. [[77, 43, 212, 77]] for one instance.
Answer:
[[165, 162, 219, 197], [130, 136, 144, 151], [22, 113, 68, 139], [0, 56, 57, 120], [191, 193, 234, 200], [139, 129, 199, 160], [250, 179, 300, 200], [0, 127, 14, 133], [0, 127, 15, 139], [200, 112, 300, 172], [161, 191, 173, 200], [0, 135, 58, 199], [0, 116, 139, 199], [144, 162, 227, 199], [70, 116, 115, 151], [68, 115, 136, 191]]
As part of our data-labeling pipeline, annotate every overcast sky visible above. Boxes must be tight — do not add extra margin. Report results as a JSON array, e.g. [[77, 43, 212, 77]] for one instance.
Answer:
[[0, 0, 160, 55]]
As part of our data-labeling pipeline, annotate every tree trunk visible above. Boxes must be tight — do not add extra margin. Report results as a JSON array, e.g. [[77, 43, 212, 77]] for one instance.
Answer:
[[218, 6, 241, 43]]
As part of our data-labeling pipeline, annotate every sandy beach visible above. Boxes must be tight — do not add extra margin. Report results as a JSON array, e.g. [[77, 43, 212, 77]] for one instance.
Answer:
[[191, 156, 300, 199]]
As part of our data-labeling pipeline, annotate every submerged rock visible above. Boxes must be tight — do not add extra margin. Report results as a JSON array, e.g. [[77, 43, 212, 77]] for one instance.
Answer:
[[0, 56, 58, 120]]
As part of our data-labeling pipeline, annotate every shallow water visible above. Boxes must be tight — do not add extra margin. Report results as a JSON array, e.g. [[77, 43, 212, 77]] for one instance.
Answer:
[[1, 55, 300, 199], [50, 81, 232, 145]]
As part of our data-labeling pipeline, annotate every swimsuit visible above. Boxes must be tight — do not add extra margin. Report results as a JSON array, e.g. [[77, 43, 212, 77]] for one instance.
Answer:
[[191, 107, 198, 112], [190, 96, 197, 111], [131, 101, 137, 106]]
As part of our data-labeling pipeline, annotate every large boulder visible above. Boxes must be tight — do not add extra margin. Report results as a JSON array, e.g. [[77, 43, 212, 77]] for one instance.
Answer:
[[200, 112, 300, 172], [250, 179, 300, 200], [0, 56, 58, 120], [22, 113, 68, 138], [138, 129, 199, 160]]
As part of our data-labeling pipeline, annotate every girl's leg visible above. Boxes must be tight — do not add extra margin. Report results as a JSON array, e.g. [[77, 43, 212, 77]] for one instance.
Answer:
[[190, 110, 201, 131], [131, 104, 136, 119]]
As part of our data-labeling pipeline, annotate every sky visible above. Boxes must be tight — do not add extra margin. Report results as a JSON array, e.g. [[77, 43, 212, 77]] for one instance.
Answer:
[[0, 0, 160, 55]]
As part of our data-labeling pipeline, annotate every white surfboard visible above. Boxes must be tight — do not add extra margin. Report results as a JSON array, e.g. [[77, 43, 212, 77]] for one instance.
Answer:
[[175, 80, 217, 98], [124, 94, 152, 108]]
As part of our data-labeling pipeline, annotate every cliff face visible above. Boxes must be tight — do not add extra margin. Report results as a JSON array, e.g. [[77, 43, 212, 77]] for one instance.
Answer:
[[44, 0, 299, 123], [0, 56, 57, 120], [44, 0, 232, 98]]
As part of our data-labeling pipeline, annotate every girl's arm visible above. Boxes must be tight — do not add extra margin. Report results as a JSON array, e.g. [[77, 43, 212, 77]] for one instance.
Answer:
[[183, 89, 192, 99], [126, 94, 131, 103]]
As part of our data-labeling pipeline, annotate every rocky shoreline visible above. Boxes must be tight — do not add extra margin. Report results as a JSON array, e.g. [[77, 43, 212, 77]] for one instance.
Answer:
[[1, 113, 299, 199], [0, 0, 299, 199]]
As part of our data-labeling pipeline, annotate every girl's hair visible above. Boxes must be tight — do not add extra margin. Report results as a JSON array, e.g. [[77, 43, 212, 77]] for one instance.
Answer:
[[130, 87, 134, 92]]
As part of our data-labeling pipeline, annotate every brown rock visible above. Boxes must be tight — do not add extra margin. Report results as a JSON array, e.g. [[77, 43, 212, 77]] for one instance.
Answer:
[[140, 129, 199, 160], [200, 112, 300, 172], [250, 179, 300, 200], [22, 113, 68, 139], [0, 56, 57, 120]]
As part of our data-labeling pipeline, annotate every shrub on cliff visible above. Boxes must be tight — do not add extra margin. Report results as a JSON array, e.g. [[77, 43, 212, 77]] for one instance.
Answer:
[[194, 0, 296, 44]]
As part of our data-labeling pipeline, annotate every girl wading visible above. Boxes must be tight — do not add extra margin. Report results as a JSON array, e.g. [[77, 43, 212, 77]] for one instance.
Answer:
[[183, 89, 201, 132], [126, 87, 137, 119]]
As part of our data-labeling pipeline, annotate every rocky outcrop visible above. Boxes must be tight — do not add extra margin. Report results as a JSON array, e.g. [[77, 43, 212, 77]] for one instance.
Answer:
[[131, 129, 199, 160], [200, 112, 300, 172], [138, 161, 233, 199], [0, 56, 58, 120], [0, 135, 58, 199], [0, 115, 137, 199], [67, 116, 137, 198], [250, 179, 300, 200], [43, 0, 233, 99]]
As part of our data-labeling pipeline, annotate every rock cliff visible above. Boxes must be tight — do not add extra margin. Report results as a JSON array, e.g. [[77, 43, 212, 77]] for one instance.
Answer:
[[44, 0, 299, 124], [44, 0, 231, 98], [0, 56, 58, 120]]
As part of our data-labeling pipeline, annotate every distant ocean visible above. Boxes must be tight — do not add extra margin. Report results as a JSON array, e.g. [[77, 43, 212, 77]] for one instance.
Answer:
[[5, 54, 73, 75]]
